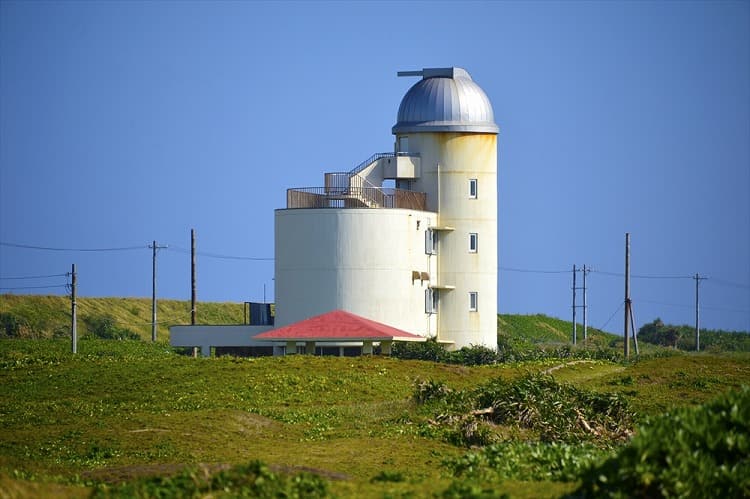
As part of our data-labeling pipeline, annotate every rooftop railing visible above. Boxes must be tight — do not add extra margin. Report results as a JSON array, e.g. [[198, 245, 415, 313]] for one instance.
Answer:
[[287, 187, 426, 211], [348, 151, 419, 176]]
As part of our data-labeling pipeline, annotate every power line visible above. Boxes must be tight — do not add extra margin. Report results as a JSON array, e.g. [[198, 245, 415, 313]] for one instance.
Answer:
[[166, 245, 274, 261], [707, 278, 750, 290], [0, 273, 68, 280], [591, 269, 692, 280], [637, 298, 750, 314], [0, 242, 147, 252], [0, 284, 68, 291], [500, 266, 569, 274], [599, 301, 623, 331]]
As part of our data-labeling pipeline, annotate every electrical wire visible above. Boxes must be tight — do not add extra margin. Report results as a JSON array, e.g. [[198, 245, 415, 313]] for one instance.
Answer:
[[599, 302, 624, 331], [636, 299, 749, 314], [591, 269, 692, 279], [166, 245, 274, 261], [499, 266, 569, 274], [0, 284, 68, 291], [0, 242, 147, 252], [0, 273, 68, 280], [636, 299, 693, 310], [707, 278, 750, 290]]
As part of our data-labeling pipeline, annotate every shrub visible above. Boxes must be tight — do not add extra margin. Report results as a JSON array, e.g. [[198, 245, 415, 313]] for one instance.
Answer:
[[476, 374, 635, 444], [572, 386, 750, 498], [414, 379, 453, 404], [414, 374, 635, 448], [371, 470, 405, 483], [83, 315, 140, 340], [94, 460, 329, 498], [444, 441, 608, 482], [392, 338, 449, 362], [0, 312, 28, 338], [451, 345, 500, 366]]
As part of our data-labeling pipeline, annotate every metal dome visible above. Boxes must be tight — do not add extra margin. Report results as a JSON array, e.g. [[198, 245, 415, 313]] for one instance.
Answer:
[[392, 67, 498, 134]]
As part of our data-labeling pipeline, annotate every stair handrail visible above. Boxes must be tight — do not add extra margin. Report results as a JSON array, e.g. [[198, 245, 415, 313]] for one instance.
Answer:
[[347, 151, 419, 176]]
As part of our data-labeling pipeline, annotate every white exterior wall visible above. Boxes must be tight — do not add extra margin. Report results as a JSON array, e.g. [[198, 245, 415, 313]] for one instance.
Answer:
[[275, 208, 438, 337], [170, 325, 274, 357], [398, 132, 498, 349]]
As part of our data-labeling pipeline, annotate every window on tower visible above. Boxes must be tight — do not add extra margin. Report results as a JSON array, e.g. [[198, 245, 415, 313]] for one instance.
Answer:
[[469, 233, 478, 253], [398, 136, 409, 153], [425, 288, 438, 314], [469, 292, 478, 312], [469, 178, 478, 199], [425, 229, 438, 255]]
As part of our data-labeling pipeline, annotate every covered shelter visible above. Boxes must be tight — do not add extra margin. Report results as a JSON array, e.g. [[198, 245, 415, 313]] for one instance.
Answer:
[[253, 309, 426, 355]]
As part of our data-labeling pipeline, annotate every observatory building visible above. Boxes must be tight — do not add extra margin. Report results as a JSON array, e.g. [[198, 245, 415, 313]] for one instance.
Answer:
[[171, 67, 499, 354], [275, 67, 498, 349]]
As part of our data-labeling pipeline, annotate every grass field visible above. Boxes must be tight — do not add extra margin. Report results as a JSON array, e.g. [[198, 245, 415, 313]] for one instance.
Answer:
[[2, 295, 748, 497], [1, 336, 748, 497]]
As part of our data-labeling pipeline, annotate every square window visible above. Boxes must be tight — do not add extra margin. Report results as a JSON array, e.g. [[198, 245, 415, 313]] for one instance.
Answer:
[[469, 233, 478, 253], [469, 292, 478, 312], [469, 178, 478, 199]]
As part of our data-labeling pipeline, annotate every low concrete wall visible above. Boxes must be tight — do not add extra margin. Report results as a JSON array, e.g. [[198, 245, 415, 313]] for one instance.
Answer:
[[170, 325, 274, 357]]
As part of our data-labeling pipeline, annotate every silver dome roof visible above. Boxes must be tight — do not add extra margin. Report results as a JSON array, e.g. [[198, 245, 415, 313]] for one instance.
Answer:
[[392, 67, 498, 134]]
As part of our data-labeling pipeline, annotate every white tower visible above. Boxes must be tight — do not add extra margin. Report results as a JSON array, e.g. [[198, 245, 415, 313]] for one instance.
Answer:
[[392, 68, 498, 349], [274, 67, 498, 350]]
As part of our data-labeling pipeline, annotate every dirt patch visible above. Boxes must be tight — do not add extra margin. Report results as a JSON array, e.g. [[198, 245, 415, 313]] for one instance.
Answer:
[[542, 360, 597, 375], [231, 412, 281, 430]]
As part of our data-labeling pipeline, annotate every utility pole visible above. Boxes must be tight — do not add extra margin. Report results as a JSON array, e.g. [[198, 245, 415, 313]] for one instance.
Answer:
[[629, 302, 639, 356], [694, 273, 707, 351], [70, 264, 77, 354], [572, 264, 577, 345], [623, 233, 631, 358], [149, 241, 168, 342], [582, 264, 589, 343], [191, 230, 198, 358], [191, 229, 197, 325]]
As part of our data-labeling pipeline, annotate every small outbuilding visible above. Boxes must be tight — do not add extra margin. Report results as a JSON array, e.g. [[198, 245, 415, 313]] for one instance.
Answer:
[[253, 309, 426, 355]]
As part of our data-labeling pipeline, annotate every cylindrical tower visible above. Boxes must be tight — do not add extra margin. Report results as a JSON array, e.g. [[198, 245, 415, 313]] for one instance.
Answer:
[[393, 67, 498, 350]]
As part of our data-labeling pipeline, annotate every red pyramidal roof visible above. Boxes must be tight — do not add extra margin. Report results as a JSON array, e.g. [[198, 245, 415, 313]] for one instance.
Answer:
[[254, 310, 426, 342]]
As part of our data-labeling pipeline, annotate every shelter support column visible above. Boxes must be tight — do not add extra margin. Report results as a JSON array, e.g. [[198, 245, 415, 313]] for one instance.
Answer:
[[286, 341, 297, 355], [380, 341, 392, 355], [362, 340, 373, 355]]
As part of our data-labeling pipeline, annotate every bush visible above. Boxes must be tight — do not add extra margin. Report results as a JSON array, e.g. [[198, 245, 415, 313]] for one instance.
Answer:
[[414, 379, 454, 404], [414, 374, 635, 448], [94, 460, 329, 498], [638, 318, 750, 352], [444, 441, 608, 482], [475, 374, 634, 444], [83, 315, 140, 340], [572, 386, 750, 498], [392, 338, 449, 362], [451, 345, 500, 366], [0, 312, 29, 338]]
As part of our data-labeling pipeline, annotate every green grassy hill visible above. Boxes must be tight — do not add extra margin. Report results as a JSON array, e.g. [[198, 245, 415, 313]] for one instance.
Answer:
[[0, 294, 246, 341], [3, 295, 622, 348], [498, 313, 619, 349]]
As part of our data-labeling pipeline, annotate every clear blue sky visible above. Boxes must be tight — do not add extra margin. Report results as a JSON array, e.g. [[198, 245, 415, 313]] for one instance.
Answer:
[[1, 1, 748, 333]]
